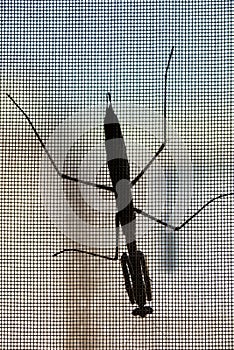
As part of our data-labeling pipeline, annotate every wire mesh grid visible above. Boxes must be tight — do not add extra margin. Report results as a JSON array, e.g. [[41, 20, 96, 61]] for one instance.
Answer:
[[0, 1, 233, 349]]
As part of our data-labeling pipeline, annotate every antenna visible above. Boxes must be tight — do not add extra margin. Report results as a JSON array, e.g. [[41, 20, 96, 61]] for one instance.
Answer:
[[164, 46, 174, 143]]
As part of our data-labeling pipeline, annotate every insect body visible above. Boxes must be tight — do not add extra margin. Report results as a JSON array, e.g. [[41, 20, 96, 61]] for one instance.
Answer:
[[7, 47, 233, 317], [104, 94, 153, 317]]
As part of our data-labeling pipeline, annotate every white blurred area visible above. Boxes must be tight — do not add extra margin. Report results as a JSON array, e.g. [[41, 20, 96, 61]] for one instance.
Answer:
[[0, 80, 233, 350]]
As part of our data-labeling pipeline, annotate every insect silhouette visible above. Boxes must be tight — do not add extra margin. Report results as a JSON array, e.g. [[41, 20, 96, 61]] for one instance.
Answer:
[[7, 47, 233, 318]]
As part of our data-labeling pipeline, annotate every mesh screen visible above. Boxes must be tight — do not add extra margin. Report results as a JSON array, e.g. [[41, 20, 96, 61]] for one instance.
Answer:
[[1, 1, 233, 349]]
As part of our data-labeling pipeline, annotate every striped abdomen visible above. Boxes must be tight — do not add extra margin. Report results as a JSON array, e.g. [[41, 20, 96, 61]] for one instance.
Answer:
[[104, 105, 136, 244]]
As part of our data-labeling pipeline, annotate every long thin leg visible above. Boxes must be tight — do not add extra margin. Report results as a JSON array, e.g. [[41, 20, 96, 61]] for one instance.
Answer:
[[134, 192, 233, 231], [138, 251, 152, 301], [134, 207, 176, 230], [131, 47, 174, 187], [131, 143, 165, 186], [7, 94, 114, 193], [53, 213, 120, 260], [121, 253, 135, 304], [164, 46, 174, 144], [175, 192, 233, 230]]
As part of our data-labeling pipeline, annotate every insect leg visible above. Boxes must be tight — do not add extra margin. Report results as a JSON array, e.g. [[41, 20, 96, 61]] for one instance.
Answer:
[[175, 192, 233, 230], [134, 207, 176, 230], [134, 192, 233, 231], [131, 47, 174, 187], [163, 46, 174, 144], [53, 213, 120, 260], [131, 143, 165, 186], [120, 253, 135, 304], [138, 251, 152, 301], [121, 250, 152, 309], [7, 94, 114, 193]]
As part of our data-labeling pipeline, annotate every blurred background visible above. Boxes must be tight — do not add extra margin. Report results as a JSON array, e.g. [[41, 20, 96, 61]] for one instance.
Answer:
[[0, 1, 233, 349]]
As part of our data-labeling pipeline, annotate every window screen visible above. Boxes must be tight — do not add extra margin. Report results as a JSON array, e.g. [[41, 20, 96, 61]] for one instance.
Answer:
[[1, 1, 233, 349]]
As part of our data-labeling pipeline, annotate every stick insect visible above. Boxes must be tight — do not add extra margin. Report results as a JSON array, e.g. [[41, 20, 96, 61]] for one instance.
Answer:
[[7, 47, 233, 318]]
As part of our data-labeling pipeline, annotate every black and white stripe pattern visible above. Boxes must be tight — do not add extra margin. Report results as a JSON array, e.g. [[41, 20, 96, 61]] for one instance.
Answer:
[[104, 104, 136, 244]]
